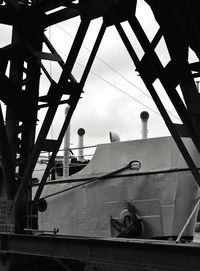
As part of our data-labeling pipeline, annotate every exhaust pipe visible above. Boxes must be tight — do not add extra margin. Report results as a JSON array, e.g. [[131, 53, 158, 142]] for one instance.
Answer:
[[140, 111, 149, 139], [109, 132, 120, 142], [77, 128, 85, 162], [63, 106, 70, 177]]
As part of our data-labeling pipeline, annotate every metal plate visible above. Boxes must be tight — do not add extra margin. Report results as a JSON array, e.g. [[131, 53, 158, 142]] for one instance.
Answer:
[[0, 200, 15, 233]]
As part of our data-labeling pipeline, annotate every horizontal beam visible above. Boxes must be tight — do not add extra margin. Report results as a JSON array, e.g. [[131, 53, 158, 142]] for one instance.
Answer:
[[0, 44, 20, 61], [33, 51, 63, 62], [31, 0, 69, 13], [0, 234, 200, 270], [38, 99, 69, 109], [44, 7, 80, 27]]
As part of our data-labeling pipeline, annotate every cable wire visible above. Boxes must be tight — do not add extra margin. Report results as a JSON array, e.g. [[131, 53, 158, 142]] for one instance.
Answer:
[[55, 24, 180, 121], [57, 48, 179, 120], [56, 24, 152, 100]]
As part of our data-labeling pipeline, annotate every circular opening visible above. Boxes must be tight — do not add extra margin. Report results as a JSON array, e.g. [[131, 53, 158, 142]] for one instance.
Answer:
[[129, 160, 141, 170], [140, 111, 149, 120], [38, 198, 48, 212], [77, 128, 85, 136]]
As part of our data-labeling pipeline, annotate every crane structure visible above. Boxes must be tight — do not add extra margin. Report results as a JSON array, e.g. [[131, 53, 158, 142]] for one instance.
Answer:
[[1, 0, 200, 270]]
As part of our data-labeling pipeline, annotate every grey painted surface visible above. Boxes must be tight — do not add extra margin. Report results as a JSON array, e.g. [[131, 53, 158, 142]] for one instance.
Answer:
[[35, 137, 200, 238]]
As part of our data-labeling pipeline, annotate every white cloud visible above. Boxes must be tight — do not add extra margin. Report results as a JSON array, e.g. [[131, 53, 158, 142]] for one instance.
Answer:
[[1, 0, 182, 154]]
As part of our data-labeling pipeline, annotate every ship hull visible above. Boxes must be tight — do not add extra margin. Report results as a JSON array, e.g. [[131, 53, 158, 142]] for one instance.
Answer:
[[36, 136, 200, 239]]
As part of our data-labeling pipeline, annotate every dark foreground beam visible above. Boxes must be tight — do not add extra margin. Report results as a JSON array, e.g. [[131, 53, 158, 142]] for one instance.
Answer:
[[0, 234, 200, 271]]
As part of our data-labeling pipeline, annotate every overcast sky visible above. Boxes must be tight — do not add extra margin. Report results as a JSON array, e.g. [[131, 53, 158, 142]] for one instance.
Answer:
[[0, 0, 188, 158]]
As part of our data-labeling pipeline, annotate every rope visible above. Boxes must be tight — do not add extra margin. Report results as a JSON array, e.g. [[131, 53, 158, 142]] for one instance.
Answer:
[[40, 160, 141, 200]]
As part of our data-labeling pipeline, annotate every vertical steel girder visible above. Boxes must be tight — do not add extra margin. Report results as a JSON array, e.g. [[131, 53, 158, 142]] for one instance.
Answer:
[[0, 105, 15, 199], [3, 23, 44, 231]]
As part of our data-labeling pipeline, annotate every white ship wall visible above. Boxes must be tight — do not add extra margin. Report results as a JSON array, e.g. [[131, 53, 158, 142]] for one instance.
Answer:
[[36, 136, 200, 239]]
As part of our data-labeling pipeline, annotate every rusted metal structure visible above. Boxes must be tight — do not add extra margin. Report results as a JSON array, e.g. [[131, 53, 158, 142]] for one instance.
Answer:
[[1, 0, 200, 270]]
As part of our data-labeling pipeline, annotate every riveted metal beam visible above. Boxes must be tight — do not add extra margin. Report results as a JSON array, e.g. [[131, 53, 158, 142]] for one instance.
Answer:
[[0, 234, 200, 271]]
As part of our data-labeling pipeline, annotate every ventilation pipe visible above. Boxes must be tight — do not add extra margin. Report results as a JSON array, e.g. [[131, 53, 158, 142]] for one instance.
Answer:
[[63, 106, 70, 177], [109, 132, 120, 142], [77, 128, 85, 162], [140, 111, 149, 139]]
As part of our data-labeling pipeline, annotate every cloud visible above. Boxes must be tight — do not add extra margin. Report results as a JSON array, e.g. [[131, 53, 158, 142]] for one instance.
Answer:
[[0, 1, 180, 156]]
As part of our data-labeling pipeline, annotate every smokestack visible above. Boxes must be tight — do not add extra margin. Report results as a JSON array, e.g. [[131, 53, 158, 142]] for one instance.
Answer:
[[77, 128, 85, 162], [63, 106, 70, 177], [140, 111, 149, 139]]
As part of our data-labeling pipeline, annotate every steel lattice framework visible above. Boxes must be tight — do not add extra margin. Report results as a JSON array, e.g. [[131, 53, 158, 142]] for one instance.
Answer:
[[1, 0, 200, 270]]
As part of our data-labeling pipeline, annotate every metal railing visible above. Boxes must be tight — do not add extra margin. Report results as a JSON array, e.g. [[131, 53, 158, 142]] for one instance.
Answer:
[[33, 144, 97, 181]]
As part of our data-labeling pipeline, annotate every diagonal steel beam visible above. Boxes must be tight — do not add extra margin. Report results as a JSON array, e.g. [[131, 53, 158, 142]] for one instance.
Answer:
[[33, 21, 106, 208], [128, 16, 200, 152], [80, 21, 107, 86], [43, 35, 76, 86], [114, 17, 200, 189], [14, 20, 90, 212]]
